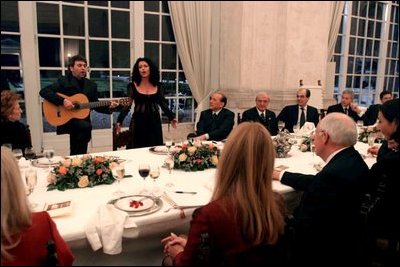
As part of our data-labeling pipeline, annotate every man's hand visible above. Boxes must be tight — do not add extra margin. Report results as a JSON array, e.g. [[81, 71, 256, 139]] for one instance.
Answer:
[[170, 118, 178, 129], [272, 170, 281, 180], [114, 123, 121, 134], [109, 100, 119, 109], [63, 98, 74, 110]]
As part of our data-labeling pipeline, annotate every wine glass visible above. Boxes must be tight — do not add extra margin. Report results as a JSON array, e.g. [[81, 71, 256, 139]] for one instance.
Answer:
[[138, 163, 150, 180], [278, 121, 285, 132], [2, 143, 12, 150], [164, 157, 175, 188], [367, 134, 376, 157], [111, 165, 126, 196], [24, 147, 36, 162], [43, 147, 55, 164], [165, 140, 173, 155], [12, 148, 23, 160], [25, 169, 38, 209], [149, 165, 161, 197]]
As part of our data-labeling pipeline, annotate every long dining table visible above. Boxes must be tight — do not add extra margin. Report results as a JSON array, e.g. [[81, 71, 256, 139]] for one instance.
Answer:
[[25, 141, 376, 265]]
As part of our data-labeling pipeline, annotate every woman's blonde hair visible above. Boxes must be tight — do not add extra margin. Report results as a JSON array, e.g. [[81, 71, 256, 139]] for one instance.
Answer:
[[212, 122, 284, 245], [1, 147, 32, 261]]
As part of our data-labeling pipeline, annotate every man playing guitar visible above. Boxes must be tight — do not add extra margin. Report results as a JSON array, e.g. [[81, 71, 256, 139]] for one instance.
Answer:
[[40, 55, 119, 155]]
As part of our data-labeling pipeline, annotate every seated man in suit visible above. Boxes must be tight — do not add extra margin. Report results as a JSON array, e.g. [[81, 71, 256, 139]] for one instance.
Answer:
[[241, 92, 278, 135], [277, 88, 319, 132], [327, 89, 362, 122], [273, 112, 369, 266], [193, 92, 234, 141], [362, 90, 392, 126]]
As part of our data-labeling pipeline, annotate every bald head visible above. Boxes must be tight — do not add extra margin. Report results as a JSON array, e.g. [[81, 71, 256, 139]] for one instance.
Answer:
[[318, 112, 357, 146]]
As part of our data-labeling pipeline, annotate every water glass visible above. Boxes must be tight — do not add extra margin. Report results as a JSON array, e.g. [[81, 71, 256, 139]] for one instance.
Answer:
[[278, 121, 285, 132], [112, 164, 126, 196], [24, 147, 36, 161], [25, 169, 38, 209], [12, 148, 23, 160]]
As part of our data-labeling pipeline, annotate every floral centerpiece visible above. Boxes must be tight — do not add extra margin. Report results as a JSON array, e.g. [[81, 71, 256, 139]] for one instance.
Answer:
[[358, 125, 380, 143], [47, 155, 120, 191], [272, 130, 295, 158], [171, 141, 219, 171], [299, 135, 312, 152]]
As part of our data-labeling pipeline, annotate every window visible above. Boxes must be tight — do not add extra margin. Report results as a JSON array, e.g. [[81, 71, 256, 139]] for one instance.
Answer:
[[144, 1, 194, 124], [37, 1, 131, 132], [0, 1, 26, 124], [36, 1, 194, 132], [333, 1, 399, 106]]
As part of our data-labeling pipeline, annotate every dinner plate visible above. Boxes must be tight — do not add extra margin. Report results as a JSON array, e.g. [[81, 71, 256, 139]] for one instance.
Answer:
[[109, 195, 162, 217], [31, 156, 64, 168], [149, 146, 169, 155], [114, 195, 155, 212]]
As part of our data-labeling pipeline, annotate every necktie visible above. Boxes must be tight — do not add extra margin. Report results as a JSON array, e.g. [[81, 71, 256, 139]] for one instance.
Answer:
[[300, 108, 306, 127], [344, 108, 348, 115], [212, 113, 217, 120], [260, 112, 266, 122]]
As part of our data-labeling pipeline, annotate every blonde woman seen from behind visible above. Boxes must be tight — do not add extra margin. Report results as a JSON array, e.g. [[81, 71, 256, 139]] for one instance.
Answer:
[[1, 147, 74, 266], [161, 122, 285, 266]]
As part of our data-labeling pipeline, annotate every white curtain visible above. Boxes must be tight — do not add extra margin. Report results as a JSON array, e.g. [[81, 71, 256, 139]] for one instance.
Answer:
[[327, 1, 345, 62], [168, 1, 212, 127]]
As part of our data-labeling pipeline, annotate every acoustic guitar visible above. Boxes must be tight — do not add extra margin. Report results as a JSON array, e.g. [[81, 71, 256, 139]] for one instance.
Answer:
[[43, 93, 130, 126]]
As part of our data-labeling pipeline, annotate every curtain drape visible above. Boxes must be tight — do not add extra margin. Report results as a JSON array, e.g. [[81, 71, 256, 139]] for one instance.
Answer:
[[327, 1, 345, 62], [168, 1, 212, 127]]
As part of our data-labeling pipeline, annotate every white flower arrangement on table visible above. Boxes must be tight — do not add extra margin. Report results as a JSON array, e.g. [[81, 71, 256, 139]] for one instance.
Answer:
[[358, 125, 380, 143], [272, 130, 296, 158], [171, 141, 219, 171]]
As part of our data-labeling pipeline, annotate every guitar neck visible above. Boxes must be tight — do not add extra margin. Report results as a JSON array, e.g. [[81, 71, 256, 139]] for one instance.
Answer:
[[77, 101, 110, 110]]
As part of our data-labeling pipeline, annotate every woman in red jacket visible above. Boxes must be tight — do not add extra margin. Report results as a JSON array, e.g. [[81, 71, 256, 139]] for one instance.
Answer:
[[1, 147, 74, 266], [161, 122, 285, 266]]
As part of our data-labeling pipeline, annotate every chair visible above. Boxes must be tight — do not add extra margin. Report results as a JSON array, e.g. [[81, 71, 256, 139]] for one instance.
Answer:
[[112, 123, 132, 150]]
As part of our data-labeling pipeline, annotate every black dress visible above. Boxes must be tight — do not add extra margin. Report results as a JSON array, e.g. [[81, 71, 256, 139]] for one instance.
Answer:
[[1, 120, 31, 151], [117, 83, 174, 148]]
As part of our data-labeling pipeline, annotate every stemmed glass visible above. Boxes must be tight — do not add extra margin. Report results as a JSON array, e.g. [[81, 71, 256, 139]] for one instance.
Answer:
[[111, 164, 126, 196], [25, 169, 38, 209], [24, 147, 36, 162], [165, 140, 173, 156], [278, 121, 285, 132], [43, 147, 55, 164], [12, 148, 23, 160], [149, 165, 161, 197], [164, 157, 175, 188], [138, 164, 150, 180], [367, 133, 376, 157]]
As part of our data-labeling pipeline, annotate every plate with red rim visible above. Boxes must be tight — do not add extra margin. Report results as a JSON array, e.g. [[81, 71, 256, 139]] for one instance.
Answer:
[[114, 195, 155, 212]]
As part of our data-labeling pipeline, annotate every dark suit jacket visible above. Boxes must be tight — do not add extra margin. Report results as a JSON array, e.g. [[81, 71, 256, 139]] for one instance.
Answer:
[[277, 104, 319, 132], [327, 103, 361, 122], [241, 107, 278, 135], [362, 104, 380, 126], [40, 74, 110, 135], [281, 146, 369, 265], [196, 108, 234, 141]]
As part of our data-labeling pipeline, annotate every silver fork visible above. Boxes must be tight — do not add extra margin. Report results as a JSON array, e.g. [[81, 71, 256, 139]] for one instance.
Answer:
[[162, 192, 179, 212]]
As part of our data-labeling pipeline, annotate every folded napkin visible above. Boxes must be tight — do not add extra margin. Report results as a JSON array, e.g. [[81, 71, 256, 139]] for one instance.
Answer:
[[298, 122, 316, 136], [85, 204, 137, 255], [165, 187, 211, 208]]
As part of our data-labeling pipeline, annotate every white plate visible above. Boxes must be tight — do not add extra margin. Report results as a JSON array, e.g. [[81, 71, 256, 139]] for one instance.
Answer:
[[115, 196, 155, 212], [36, 156, 64, 165]]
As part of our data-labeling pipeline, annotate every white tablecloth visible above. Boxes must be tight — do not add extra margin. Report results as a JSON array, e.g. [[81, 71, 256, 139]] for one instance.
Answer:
[[26, 142, 375, 246]]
